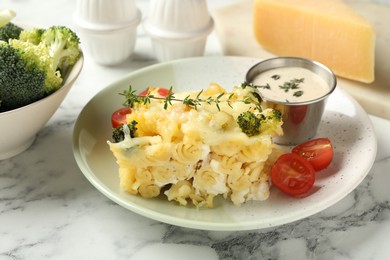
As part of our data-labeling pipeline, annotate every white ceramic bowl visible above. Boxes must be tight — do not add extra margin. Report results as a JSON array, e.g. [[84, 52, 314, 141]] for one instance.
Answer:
[[0, 52, 84, 160], [143, 0, 214, 62], [74, 0, 141, 65]]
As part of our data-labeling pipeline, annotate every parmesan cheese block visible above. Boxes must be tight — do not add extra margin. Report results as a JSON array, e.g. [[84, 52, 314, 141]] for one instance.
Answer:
[[253, 0, 375, 83]]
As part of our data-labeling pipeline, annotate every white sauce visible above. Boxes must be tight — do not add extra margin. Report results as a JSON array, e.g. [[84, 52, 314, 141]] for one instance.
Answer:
[[252, 67, 330, 103]]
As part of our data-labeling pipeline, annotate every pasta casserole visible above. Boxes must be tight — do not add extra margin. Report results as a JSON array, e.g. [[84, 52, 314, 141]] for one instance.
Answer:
[[108, 83, 283, 208]]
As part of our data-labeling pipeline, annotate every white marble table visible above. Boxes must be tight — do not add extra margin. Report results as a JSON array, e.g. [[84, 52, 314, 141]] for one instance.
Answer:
[[1, 1, 390, 259]]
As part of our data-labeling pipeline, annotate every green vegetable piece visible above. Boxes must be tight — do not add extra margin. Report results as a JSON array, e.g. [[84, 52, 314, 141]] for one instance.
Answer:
[[0, 42, 46, 111], [19, 28, 45, 45], [0, 22, 23, 41], [237, 111, 262, 137], [40, 26, 80, 71], [112, 121, 138, 143], [9, 39, 62, 94], [237, 109, 282, 137], [0, 9, 22, 41]]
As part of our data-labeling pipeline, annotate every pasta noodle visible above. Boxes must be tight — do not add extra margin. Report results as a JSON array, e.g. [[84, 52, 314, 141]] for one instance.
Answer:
[[171, 142, 209, 164], [108, 83, 284, 208]]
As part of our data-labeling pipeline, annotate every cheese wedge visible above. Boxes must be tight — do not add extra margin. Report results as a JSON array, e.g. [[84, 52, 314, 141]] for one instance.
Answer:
[[253, 0, 375, 83]]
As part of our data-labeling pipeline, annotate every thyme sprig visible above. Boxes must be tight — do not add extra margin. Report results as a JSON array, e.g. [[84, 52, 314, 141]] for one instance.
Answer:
[[119, 85, 262, 111]]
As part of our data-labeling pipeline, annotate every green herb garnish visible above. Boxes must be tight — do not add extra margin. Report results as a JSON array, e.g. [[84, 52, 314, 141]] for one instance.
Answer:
[[120, 85, 262, 112], [293, 90, 304, 97], [241, 81, 270, 90], [279, 78, 305, 93]]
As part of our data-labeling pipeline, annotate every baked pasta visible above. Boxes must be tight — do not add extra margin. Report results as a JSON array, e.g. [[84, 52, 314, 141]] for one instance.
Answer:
[[108, 83, 283, 208]]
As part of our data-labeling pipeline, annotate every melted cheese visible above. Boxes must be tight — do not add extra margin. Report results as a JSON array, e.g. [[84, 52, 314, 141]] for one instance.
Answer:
[[108, 85, 283, 207]]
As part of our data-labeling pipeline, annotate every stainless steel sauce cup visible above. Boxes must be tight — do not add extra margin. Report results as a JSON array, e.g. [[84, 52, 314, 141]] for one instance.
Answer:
[[246, 57, 337, 145]]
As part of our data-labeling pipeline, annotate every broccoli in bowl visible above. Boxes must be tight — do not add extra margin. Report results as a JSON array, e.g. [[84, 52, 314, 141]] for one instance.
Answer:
[[0, 9, 81, 112]]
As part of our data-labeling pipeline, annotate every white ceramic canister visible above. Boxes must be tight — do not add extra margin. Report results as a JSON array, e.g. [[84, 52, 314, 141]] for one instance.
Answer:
[[74, 0, 141, 65], [143, 0, 214, 62]]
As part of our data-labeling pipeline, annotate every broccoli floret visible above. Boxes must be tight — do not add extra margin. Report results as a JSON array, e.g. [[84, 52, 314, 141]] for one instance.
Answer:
[[40, 26, 80, 72], [0, 9, 22, 41], [0, 22, 23, 41], [19, 28, 45, 45], [112, 121, 138, 143], [269, 109, 282, 121], [0, 40, 63, 112], [0, 42, 46, 111], [237, 111, 262, 137], [237, 109, 282, 137], [9, 39, 62, 94]]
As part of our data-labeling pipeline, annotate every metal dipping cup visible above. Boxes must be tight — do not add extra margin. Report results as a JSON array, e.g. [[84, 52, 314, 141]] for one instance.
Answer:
[[246, 57, 337, 145]]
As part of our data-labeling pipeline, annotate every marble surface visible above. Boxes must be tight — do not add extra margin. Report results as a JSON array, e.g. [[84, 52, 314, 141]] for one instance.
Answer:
[[1, 0, 390, 259]]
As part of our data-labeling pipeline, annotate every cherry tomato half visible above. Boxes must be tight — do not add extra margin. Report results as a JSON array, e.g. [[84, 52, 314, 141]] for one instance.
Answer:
[[271, 153, 315, 197], [292, 138, 333, 171], [111, 107, 132, 128], [139, 87, 172, 97]]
